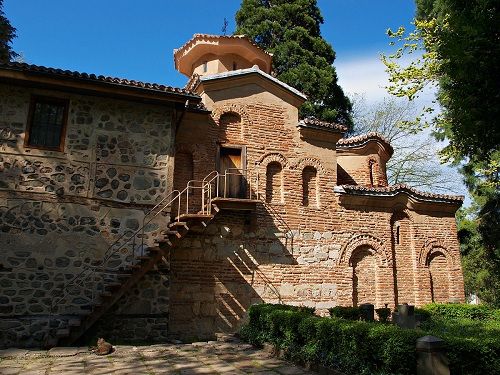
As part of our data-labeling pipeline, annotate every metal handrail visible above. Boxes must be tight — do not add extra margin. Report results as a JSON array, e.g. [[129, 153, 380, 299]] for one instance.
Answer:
[[44, 168, 271, 346]]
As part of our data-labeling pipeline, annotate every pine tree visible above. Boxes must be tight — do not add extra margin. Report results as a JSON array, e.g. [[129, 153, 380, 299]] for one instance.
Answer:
[[235, 0, 352, 128], [0, 0, 17, 63]]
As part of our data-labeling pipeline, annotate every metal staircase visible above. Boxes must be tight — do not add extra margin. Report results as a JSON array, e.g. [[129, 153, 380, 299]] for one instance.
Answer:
[[44, 169, 259, 347]]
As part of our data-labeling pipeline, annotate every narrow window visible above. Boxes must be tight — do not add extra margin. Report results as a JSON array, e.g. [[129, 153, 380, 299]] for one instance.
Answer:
[[202, 61, 208, 73], [302, 166, 318, 207], [369, 160, 375, 186], [25, 96, 68, 151], [266, 162, 282, 203], [232, 61, 237, 70]]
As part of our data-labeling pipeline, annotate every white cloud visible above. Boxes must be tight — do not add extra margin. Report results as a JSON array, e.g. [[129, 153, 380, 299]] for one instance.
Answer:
[[335, 53, 437, 106], [335, 53, 390, 103]]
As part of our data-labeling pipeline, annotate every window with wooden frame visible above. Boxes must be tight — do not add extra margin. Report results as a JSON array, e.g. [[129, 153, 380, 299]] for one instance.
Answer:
[[25, 96, 69, 151]]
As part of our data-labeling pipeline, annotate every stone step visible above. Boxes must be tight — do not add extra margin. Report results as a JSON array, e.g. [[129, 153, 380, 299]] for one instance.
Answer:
[[169, 221, 188, 230], [56, 328, 70, 337], [68, 319, 81, 327], [161, 230, 182, 238], [154, 238, 173, 246]]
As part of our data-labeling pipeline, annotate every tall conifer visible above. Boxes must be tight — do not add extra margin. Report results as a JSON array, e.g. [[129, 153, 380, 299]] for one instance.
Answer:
[[235, 0, 352, 127], [0, 0, 17, 62]]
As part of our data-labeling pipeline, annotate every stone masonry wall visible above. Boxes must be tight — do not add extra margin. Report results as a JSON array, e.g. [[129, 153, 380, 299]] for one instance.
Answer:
[[0, 84, 175, 347]]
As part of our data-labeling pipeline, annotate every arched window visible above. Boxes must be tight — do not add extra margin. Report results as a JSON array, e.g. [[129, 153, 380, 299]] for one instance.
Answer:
[[302, 166, 318, 207], [266, 162, 282, 203], [428, 250, 450, 303], [219, 112, 242, 142], [350, 246, 377, 306]]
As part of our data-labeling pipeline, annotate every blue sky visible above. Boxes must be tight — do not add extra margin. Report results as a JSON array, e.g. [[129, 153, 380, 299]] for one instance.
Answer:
[[5, 0, 416, 100], [4, 1, 468, 199]]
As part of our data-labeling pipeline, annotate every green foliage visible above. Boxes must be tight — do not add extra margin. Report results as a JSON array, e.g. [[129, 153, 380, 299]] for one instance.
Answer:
[[0, 0, 17, 62], [241, 303, 500, 375], [418, 303, 500, 374], [382, 0, 500, 304], [375, 308, 391, 323], [421, 303, 500, 321], [235, 0, 352, 127], [414, 307, 432, 322], [328, 306, 360, 320], [457, 207, 500, 307], [242, 304, 420, 374]]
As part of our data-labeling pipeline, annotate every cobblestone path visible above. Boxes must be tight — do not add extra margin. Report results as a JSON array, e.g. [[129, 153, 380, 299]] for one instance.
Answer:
[[0, 340, 314, 374]]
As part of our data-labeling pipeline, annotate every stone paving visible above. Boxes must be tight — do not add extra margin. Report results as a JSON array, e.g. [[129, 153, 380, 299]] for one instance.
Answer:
[[0, 340, 314, 375]]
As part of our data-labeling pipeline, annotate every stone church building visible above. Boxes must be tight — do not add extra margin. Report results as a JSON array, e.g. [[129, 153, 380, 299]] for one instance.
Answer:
[[0, 34, 464, 348]]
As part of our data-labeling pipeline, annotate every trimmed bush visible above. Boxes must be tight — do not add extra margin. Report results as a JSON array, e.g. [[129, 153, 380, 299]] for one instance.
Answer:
[[328, 306, 361, 320], [241, 303, 500, 375], [375, 307, 391, 323], [242, 304, 420, 374], [421, 303, 500, 321]]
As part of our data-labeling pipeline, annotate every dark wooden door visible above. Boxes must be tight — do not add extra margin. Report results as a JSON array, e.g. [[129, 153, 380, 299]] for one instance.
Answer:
[[219, 147, 245, 198]]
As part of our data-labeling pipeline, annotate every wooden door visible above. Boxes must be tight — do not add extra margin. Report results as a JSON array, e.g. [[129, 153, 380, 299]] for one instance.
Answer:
[[219, 147, 245, 198]]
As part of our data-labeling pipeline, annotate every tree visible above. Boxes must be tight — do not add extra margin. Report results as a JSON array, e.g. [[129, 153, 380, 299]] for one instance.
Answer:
[[235, 0, 352, 128], [0, 0, 17, 62], [382, 0, 500, 305], [351, 96, 461, 194]]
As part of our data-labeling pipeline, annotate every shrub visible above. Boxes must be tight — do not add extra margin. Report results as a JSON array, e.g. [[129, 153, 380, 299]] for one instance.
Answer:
[[375, 307, 391, 323], [243, 304, 420, 374], [241, 303, 500, 375], [414, 308, 432, 322], [328, 306, 360, 320], [421, 303, 500, 321]]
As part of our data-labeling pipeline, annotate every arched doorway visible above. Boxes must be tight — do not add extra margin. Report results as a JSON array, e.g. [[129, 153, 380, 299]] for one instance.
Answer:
[[350, 245, 377, 306]]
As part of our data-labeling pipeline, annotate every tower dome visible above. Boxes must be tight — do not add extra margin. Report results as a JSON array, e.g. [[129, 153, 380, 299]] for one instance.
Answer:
[[174, 34, 272, 78]]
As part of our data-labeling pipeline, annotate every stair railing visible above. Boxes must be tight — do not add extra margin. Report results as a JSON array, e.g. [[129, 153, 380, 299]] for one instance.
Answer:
[[44, 168, 265, 346]]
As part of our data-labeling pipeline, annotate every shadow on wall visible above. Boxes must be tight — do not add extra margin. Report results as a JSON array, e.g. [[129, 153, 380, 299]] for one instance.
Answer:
[[168, 206, 296, 341]]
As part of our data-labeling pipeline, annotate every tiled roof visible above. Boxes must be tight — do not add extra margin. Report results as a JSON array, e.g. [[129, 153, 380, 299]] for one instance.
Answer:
[[337, 132, 394, 156], [174, 34, 272, 58], [298, 117, 348, 133], [334, 184, 464, 204], [0, 62, 199, 98], [185, 73, 201, 91], [200, 66, 307, 100]]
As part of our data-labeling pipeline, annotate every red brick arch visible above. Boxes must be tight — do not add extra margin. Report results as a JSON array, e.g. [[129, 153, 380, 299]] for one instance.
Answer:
[[339, 234, 391, 267], [293, 157, 327, 174], [418, 238, 457, 268], [256, 152, 288, 168], [211, 104, 251, 129]]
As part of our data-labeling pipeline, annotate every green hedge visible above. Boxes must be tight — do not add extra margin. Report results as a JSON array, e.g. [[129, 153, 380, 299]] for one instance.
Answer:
[[419, 304, 500, 374], [421, 303, 500, 321], [240, 303, 500, 375], [241, 304, 420, 375]]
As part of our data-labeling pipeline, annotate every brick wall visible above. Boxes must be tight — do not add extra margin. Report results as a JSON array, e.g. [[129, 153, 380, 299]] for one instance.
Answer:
[[167, 86, 465, 340]]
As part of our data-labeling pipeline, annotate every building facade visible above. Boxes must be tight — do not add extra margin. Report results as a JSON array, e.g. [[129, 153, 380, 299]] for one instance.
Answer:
[[0, 34, 464, 347]]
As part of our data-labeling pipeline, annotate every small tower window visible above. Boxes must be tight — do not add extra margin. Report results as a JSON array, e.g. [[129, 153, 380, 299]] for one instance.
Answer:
[[202, 61, 208, 73], [369, 160, 375, 186], [232, 61, 237, 70], [395, 223, 400, 245]]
